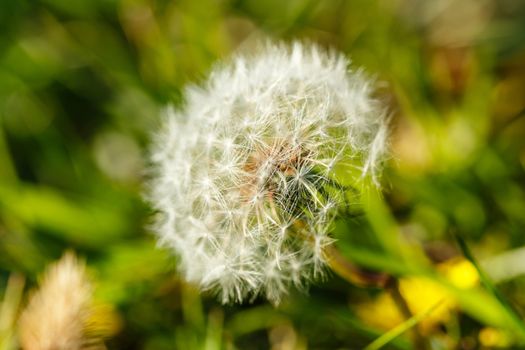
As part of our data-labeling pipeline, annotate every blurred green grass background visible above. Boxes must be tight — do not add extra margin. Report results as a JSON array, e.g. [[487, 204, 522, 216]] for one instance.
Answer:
[[1, 0, 525, 349]]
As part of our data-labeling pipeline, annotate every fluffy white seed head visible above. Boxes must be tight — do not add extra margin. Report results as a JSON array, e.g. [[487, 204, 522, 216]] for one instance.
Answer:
[[148, 42, 388, 304]]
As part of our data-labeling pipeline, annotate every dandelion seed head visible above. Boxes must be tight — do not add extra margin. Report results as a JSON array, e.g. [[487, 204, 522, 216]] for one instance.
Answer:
[[148, 42, 387, 304]]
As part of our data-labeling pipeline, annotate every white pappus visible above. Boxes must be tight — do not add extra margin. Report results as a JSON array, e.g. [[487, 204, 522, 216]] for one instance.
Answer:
[[147, 42, 388, 304]]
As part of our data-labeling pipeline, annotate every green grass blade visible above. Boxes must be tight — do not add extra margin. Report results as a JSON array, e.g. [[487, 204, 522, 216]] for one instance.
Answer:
[[454, 233, 525, 340]]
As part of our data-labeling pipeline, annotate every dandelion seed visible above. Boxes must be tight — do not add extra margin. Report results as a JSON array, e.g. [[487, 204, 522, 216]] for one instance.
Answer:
[[148, 42, 387, 304]]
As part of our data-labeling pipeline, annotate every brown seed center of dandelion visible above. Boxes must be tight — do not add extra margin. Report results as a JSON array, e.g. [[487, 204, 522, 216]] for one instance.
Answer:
[[240, 141, 309, 203]]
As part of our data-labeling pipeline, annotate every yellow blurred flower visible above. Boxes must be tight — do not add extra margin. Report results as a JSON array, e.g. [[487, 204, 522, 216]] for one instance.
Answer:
[[355, 258, 479, 334], [478, 327, 513, 348]]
